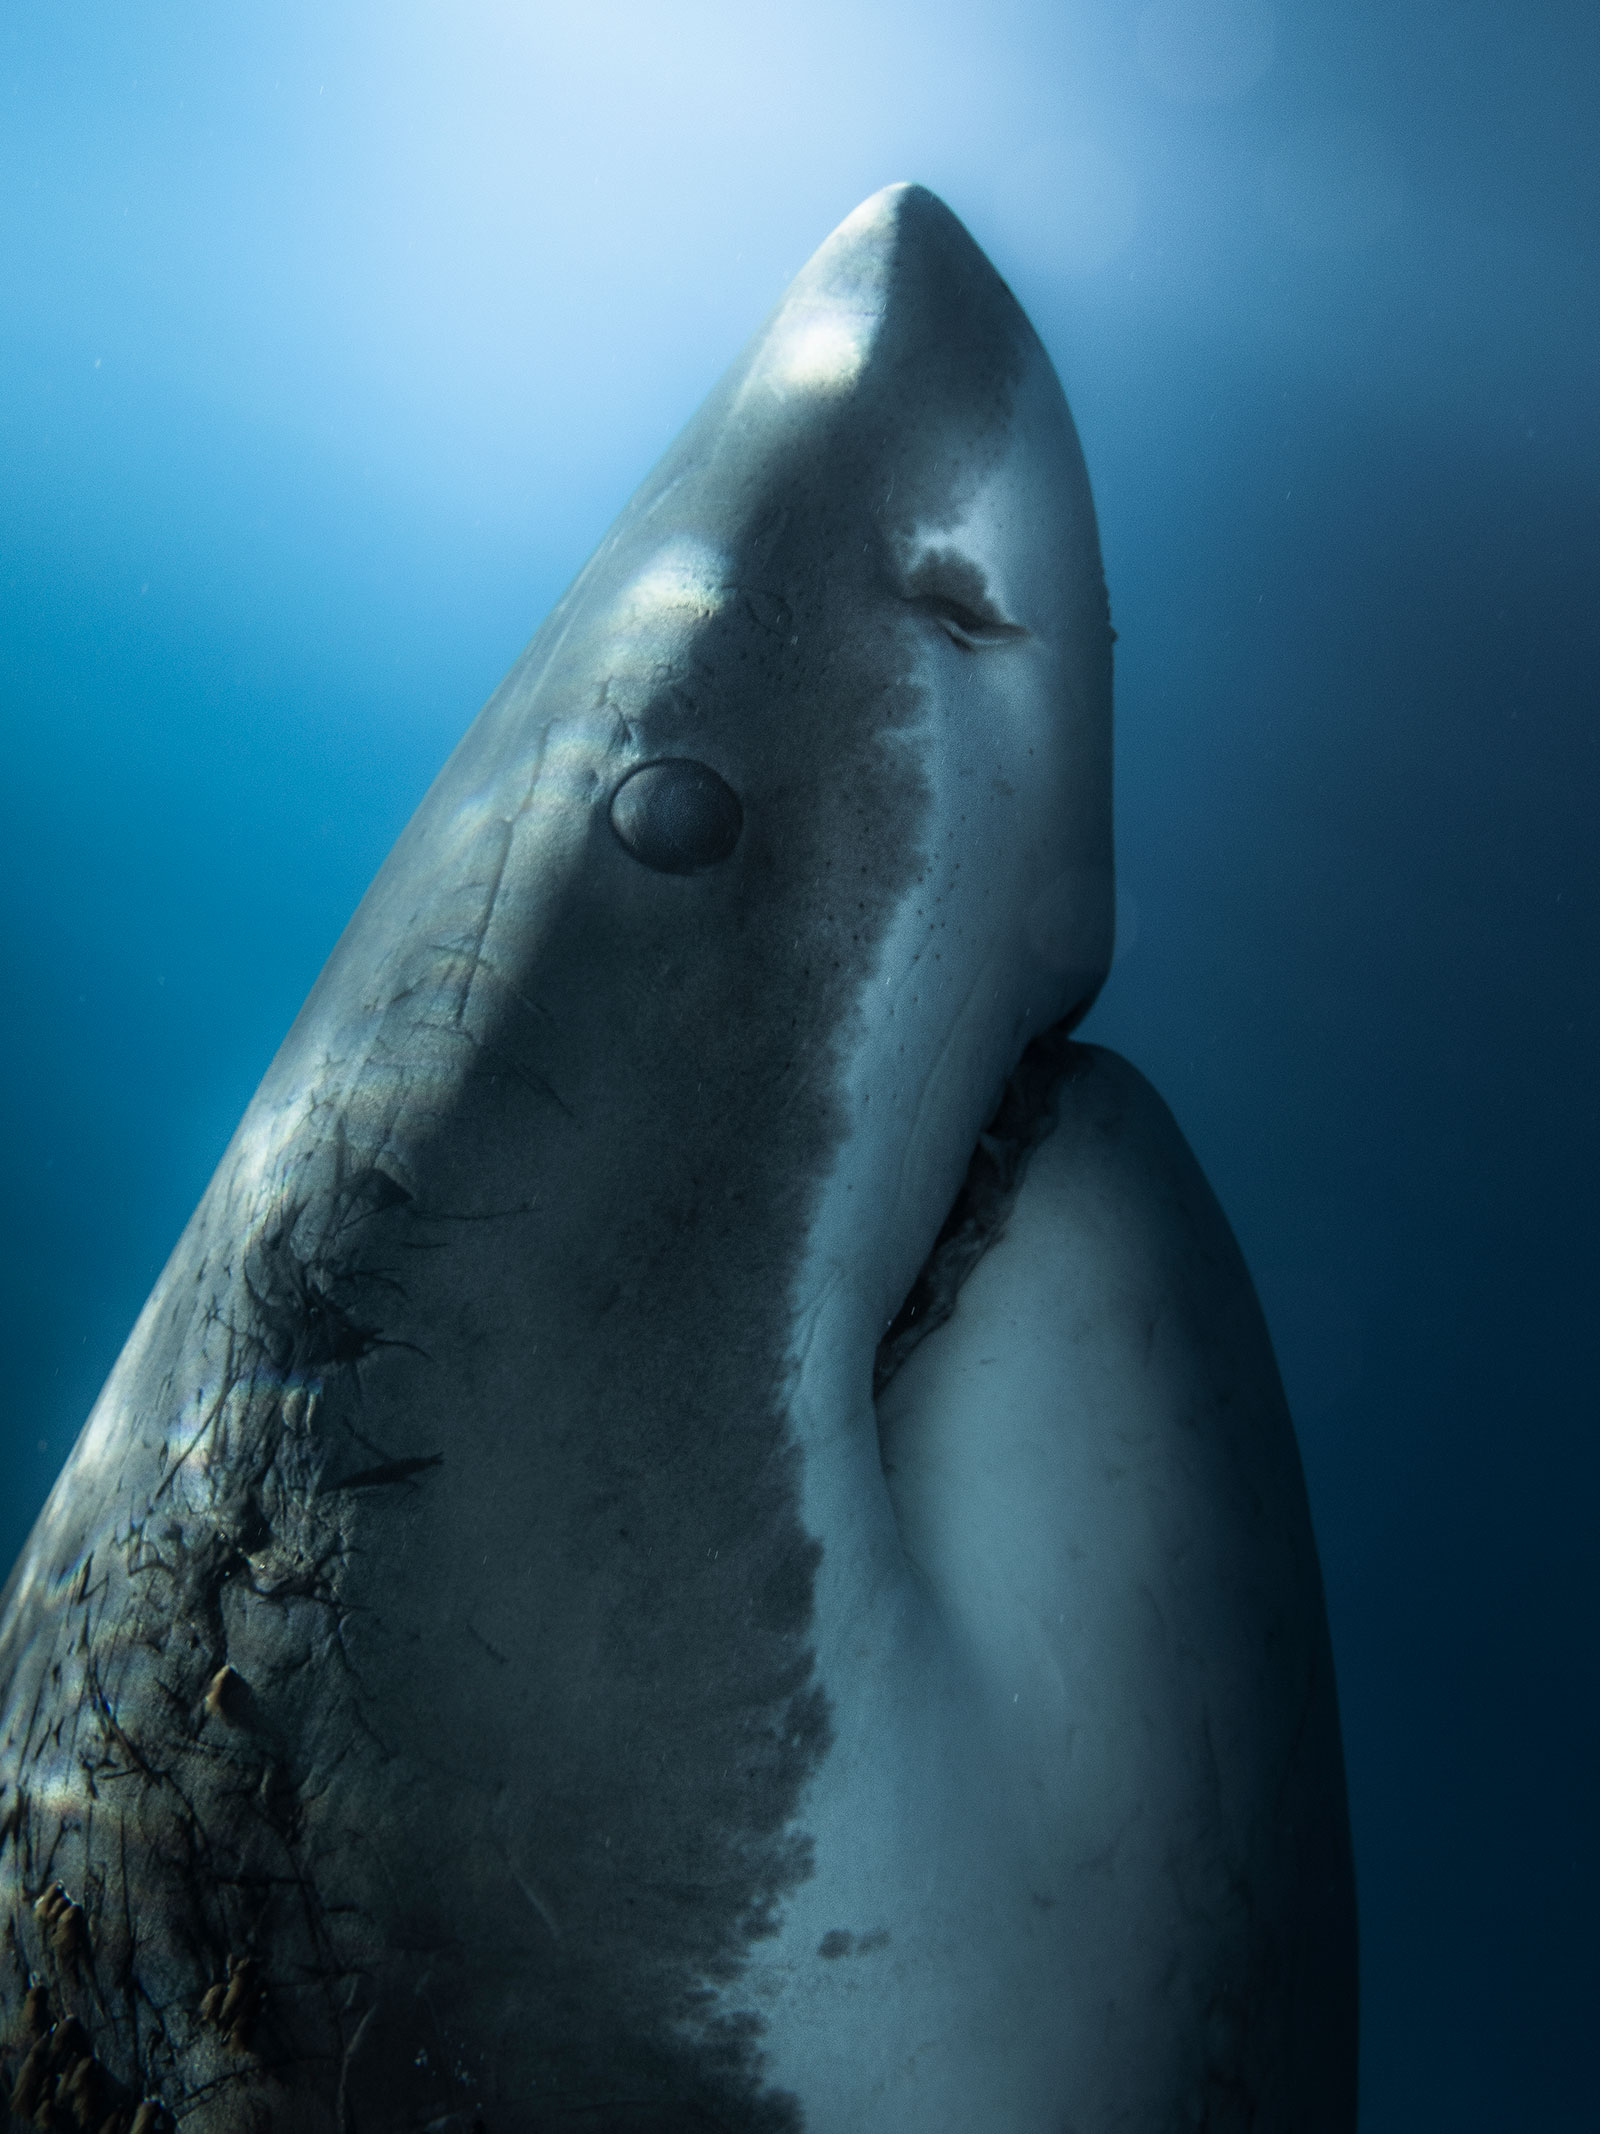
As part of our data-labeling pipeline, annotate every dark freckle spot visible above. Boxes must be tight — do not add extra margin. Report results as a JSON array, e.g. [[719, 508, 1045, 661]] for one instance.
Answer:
[[610, 758, 743, 875]]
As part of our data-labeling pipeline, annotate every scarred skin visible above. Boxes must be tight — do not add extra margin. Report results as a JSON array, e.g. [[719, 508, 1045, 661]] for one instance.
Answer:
[[0, 187, 1354, 2133]]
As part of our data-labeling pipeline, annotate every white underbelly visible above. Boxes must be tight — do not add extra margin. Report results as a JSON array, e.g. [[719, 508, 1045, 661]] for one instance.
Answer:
[[739, 1045, 1345, 2130]]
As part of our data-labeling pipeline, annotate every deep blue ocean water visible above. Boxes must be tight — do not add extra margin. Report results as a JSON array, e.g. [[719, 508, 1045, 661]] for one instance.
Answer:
[[3, 3, 1595, 2124]]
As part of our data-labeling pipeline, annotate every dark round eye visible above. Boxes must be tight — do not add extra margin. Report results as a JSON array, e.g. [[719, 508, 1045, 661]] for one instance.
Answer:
[[609, 758, 743, 875]]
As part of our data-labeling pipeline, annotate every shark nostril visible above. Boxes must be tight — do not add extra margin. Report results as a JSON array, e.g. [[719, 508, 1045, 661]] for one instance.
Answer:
[[895, 553, 1026, 650], [609, 758, 744, 875], [926, 595, 1026, 650]]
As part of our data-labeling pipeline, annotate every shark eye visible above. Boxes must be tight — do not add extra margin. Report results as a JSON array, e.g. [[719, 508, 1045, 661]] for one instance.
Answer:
[[610, 758, 743, 875]]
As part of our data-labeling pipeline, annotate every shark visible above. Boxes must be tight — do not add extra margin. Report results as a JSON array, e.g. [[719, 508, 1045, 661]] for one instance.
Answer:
[[0, 184, 1356, 2133]]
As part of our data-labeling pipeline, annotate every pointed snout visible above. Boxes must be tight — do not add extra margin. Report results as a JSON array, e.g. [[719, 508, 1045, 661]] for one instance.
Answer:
[[741, 184, 1039, 486]]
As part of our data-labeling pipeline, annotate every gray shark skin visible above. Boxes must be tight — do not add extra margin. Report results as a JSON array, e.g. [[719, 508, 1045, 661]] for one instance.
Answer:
[[0, 186, 1355, 2132]]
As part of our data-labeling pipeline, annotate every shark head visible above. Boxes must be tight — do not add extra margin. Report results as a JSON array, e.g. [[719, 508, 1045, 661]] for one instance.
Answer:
[[338, 181, 1115, 1345]]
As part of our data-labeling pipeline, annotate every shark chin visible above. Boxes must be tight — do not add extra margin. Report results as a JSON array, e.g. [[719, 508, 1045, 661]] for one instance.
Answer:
[[0, 184, 1354, 2132]]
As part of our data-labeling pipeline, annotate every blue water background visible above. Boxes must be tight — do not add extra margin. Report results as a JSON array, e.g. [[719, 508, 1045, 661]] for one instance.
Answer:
[[3, 3, 1595, 2123]]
